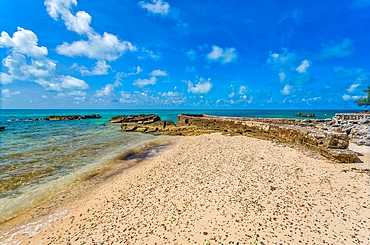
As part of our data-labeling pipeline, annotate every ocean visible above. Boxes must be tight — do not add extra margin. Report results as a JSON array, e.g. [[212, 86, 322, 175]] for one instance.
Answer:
[[0, 109, 359, 231]]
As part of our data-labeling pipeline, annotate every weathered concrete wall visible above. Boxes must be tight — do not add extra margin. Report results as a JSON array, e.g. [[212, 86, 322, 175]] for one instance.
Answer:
[[177, 114, 357, 163], [334, 113, 370, 121]]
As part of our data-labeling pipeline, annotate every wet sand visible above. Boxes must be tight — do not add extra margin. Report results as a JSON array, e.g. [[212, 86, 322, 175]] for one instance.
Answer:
[[2, 134, 370, 244]]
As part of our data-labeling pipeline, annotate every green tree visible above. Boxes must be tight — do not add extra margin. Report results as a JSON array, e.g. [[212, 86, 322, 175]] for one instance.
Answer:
[[355, 85, 370, 109]]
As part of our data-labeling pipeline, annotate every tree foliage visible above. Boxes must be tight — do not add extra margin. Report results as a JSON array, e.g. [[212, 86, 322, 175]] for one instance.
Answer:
[[355, 85, 370, 108]]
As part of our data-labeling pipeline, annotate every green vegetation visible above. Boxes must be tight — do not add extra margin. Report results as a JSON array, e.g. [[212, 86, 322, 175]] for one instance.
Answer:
[[355, 85, 370, 109]]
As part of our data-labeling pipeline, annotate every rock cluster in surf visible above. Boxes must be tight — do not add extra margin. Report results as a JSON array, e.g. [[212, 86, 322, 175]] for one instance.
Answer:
[[44, 114, 101, 120]]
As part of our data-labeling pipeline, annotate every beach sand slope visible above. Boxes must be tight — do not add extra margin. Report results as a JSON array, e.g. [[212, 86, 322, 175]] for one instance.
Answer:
[[22, 134, 369, 245]]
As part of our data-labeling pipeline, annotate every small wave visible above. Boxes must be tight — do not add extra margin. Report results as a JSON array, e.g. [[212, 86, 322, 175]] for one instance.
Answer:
[[7, 118, 42, 122]]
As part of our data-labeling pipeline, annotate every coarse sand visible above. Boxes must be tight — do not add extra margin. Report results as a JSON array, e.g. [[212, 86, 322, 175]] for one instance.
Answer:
[[2, 133, 370, 245]]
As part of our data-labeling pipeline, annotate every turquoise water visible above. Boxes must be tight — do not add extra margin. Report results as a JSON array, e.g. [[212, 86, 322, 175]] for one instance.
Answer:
[[0, 109, 359, 223]]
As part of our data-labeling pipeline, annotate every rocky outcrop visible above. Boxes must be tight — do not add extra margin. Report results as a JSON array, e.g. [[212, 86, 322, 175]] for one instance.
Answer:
[[116, 113, 361, 163], [296, 113, 315, 118], [110, 114, 160, 124], [44, 115, 102, 120], [176, 114, 357, 163], [85, 114, 102, 119], [330, 113, 370, 146]]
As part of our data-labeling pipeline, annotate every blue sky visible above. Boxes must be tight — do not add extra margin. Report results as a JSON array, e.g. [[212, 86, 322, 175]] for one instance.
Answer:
[[1, 0, 369, 109]]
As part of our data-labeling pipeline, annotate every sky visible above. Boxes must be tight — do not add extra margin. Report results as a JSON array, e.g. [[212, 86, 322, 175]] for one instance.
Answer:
[[1, 0, 370, 109]]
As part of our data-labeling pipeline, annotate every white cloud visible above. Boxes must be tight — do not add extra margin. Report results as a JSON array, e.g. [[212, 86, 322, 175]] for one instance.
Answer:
[[347, 83, 361, 93], [96, 84, 115, 97], [140, 48, 161, 60], [229, 92, 235, 98], [133, 77, 157, 87], [0, 27, 48, 57], [60, 75, 88, 90], [281, 84, 292, 95], [56, 32, 137, 61], [238, 85, 248, 94], [319, 38, 354, 59], [119, 91, 132, 103], [73, 60, 111, 76], [95, 72, 124, 98], [1, 89, 20, 98], [296, 60, 310, 73], [45, 0, 136, 61], [187, 78, 213, 94], [42, 95, 48, 99], [207, 45, 238, 64], [0, 72, 13, 84], [139, 0, 170, 16], [0, 27, 87, 92], [160, 91, 180, 97], [186, 49, 197, 60], [279, 71, 286, 82], [44, 0, 93, 35], [150, 69, 167, 77]]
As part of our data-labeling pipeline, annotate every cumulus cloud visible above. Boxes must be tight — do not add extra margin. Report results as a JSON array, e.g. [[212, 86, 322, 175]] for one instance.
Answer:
[[0, 27, 48, 57], [133, 77, 157, 87], [238, 85, 248, 94], [187, 78, 213, 94], [160, 91, 180, 97], [150, 69, 167, 77], [296, 60, 310, 73], [139, 0, 170, 16], [45, 0, 136, 61], [1, 89, 20, 98], [281, 84, 293, 95], [44, 0, 93, 35], [140, 48, 161, 60], [95, 72, 124, 98], [347, 83, 361, 93], [319, 38, 354, 59], [0, 27, 87, 92], [56, 32, 137, 61], [73, 60, 111, 76], [342, 94, 361, 101], [279, 71, 287, 82], [207, 45, 238, 64]]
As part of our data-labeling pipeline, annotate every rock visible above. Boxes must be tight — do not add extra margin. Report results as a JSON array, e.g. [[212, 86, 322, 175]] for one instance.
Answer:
[[109, 114, 160, 124], [296, 113, 315, 118], [0, 126, 5, 131], [117, 113, 358, 163], [44, 115, 85, 120], [85, 114, 102, 119]]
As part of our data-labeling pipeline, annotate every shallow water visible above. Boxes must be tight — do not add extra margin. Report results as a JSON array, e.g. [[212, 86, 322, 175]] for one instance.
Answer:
[[0, 108, 359, 223]]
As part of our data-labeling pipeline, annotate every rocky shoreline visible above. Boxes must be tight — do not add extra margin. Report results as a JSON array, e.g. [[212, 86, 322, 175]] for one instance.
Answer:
[[111, 113, 370, 163]]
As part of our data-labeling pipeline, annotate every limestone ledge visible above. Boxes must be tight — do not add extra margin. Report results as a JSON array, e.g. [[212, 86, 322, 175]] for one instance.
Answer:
[[113, 113, 364, 163]]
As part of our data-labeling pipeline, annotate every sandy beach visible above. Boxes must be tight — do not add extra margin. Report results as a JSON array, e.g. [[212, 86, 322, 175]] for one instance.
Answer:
[[2, 133, 369, 245]]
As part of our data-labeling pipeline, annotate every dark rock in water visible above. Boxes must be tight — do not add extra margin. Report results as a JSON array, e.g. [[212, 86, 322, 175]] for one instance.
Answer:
[[44, 115, 85, 120], [85, 114, 102, 119], [110, 114, 161, 124], [0, 126, 5, 131], [296, 113, 315, 118]]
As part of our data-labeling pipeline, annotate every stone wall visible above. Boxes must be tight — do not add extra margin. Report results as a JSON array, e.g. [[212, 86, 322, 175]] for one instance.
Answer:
[[334, 113, 370, 121], [177, 114, 357, 163]]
